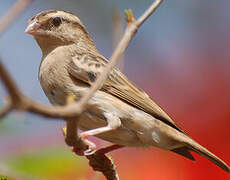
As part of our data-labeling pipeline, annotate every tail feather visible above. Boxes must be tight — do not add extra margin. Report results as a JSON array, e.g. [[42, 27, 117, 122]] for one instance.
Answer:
[[187, 143, 230, 173], [177, 134, 230, 173], [171, 146, 195, 161]]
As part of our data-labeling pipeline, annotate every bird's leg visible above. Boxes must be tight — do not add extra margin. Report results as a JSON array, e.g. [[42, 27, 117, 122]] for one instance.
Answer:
[[81, 112, 121, 138], [80, 112, 121, 155]]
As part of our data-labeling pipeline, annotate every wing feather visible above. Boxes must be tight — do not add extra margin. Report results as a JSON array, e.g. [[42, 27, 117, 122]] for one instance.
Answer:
[[68, 51, 183, 132]]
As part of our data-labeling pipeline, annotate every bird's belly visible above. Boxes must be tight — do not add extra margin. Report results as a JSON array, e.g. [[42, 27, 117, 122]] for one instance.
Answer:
[[78, 107, 180, 149], [78, 111, 144, 147], [40, 79, 180, 149], [75, 89, 181, 149]]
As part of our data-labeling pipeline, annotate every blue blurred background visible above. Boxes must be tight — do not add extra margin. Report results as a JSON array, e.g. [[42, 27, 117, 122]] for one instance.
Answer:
[[0, 0, 230, 179]]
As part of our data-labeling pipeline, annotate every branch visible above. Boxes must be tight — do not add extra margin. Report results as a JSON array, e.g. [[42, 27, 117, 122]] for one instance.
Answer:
[[0, 98, 12, 118], [87, 153, 118, 180], [0, 62, 23, 103], [136, 0, 163, 27], [63, 129, 122, 180], [112, 9, 125, 72], [0, 0, 31, 35]]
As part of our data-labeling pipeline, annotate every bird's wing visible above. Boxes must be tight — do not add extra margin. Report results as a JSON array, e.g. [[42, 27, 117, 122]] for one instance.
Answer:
[[68, 52, 183, 132]]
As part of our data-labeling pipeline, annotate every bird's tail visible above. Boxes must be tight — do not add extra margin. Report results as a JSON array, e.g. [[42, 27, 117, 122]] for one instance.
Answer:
[[172, 133, 230, 173]]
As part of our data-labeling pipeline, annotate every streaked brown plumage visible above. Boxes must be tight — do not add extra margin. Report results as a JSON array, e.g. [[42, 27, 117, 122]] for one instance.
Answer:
[[25, 10, 230, 173]]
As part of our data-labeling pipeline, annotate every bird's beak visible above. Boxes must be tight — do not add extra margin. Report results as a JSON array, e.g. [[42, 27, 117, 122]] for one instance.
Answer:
[[25, 20, 42, 35]]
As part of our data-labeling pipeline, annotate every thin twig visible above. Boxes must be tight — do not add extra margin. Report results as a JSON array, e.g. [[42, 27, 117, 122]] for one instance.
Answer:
[[112, 9, 124, 72], [136, 0, 163, 27], [0, 99, 12, 118], [0, 62, 23, 103], [0, 0, 31, 35]]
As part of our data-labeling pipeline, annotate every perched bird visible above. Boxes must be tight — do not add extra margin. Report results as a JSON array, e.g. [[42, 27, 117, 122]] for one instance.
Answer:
[[25, 10, 230, 172]]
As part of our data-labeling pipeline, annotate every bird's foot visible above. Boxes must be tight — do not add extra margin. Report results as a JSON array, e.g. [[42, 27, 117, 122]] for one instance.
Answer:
[[72, 138, 96, 156]]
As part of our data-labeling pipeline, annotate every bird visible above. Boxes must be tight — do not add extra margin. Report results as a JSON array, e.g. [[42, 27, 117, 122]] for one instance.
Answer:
[[25, 10, 230, 173]]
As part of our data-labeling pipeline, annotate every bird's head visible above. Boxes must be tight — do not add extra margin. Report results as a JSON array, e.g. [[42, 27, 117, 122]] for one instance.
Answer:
[[26, 10, 96, 53]]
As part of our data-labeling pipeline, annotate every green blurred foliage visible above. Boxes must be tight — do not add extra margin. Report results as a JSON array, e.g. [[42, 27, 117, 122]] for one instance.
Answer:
[[4, 147, 89, 180]]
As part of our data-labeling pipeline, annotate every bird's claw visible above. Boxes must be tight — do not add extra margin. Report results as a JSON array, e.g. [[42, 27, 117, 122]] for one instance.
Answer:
[[84, 148, 97, 156], [72, 137, 97, 156]]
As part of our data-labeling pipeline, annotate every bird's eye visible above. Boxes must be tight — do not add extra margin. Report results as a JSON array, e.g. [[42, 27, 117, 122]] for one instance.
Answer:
[[52, 17, 62, 27]]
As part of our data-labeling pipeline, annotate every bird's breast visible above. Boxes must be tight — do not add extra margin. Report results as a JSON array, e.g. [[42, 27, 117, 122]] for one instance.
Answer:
[[39, 52, 72, 105]]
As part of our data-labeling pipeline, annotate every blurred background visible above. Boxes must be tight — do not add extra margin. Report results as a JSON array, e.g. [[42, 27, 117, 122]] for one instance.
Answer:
[[0, 0, 230, 179]]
